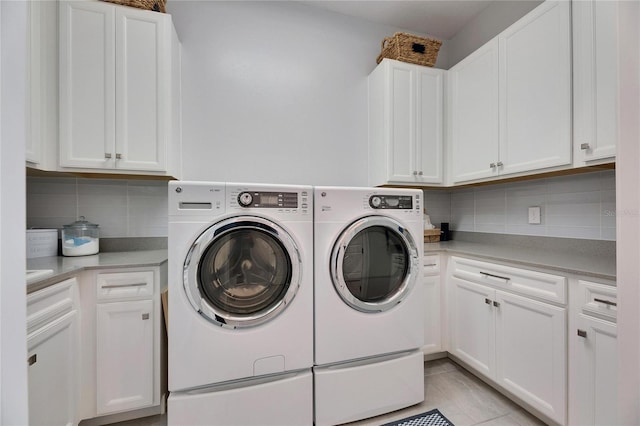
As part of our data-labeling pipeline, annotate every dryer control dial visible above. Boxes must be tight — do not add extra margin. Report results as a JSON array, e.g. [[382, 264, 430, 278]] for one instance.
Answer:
[[238, 192, 253, 207]]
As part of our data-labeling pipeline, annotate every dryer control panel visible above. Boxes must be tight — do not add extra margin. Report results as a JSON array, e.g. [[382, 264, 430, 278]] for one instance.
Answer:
[[237, 191, 299, 209], [369, 195, 413, 210]]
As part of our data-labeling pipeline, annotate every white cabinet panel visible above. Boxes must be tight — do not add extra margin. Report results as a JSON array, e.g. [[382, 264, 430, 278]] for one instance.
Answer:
[[368, 59, 444, 186], [499, 0, 572, 176], [28, 310, 78, 426], [97, 299, 154, 415], [573, 0, 618, 164], [448, 39, 500, 183]]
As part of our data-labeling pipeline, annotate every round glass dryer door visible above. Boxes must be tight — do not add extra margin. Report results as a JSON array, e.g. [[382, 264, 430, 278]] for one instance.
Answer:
[[330, 216, 419, 313], [183, 217, 301, 328]]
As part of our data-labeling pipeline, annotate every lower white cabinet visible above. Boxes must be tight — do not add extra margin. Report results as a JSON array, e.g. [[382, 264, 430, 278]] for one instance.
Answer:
[[448, 256, 567, 425], [569, 279, 617, 426], [93, 268, 162, 417], [96, 299, 154, 414], [422, 254, 442, 355], [27, 278, 80, 426]]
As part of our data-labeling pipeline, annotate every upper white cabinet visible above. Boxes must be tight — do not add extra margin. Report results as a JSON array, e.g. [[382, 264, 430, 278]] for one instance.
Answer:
[[448, 39, 500, 183], [449, 1, 572, 184], [573, 0, 619, 164], [59, 0, 181, 177], [368, 59, 444, 186]]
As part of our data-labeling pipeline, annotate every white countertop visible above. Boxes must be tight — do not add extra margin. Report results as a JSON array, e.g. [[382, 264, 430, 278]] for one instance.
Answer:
[[424, 240, 616, 281], [26, 250, 168, 294]]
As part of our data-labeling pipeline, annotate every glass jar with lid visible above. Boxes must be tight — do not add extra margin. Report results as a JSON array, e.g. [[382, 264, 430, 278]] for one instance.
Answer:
[[62, 216, 100, 256]]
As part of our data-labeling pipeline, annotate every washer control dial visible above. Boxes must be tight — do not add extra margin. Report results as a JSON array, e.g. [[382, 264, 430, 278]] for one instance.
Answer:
[[370, 196, 382, 208], [238, 192, 253, 207]]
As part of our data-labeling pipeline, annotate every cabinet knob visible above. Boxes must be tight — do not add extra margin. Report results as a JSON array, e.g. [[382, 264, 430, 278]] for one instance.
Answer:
[[580, 143, 591, 150], [493, 301, 500, 308], [115, 153, 123, 160], [28, 354, 37, 366], [142, 313, 150, 320], [418, 171, 423, 176], [485, 298, 492, 305], [412, 171, 418, 176], [105, 153, 112, 159], [490, 163, 496, 169], [496, 161, 503, 167], [577, 329, 587, 338]]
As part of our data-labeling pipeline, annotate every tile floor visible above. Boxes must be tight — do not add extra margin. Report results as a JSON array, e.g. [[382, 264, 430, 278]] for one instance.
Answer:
[[110, 358, 546, 426]]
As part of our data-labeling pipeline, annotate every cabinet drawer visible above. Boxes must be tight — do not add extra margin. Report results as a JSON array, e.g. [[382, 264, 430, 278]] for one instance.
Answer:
[[423, 254, 440, 274], [449, 256, 567, 304], [97, 270, 155, 301], [27, 278, 78, 334], [578, 280, 617, 322]]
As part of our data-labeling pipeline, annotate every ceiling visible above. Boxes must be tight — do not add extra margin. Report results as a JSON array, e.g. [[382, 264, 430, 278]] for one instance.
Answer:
[[302, 1, 494, 40]]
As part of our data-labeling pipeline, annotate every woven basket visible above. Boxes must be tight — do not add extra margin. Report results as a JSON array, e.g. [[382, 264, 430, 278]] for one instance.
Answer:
[[376, 32, 442, 67], [101, 0, 166, 13], [424, 228, 441, 243]]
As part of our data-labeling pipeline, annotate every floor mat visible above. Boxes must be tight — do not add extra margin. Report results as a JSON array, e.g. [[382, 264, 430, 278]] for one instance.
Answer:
[[382, 408, 454, 426]]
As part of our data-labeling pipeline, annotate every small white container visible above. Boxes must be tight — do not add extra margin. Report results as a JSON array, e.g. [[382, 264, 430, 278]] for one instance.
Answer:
[[26, 229, 59, 258]]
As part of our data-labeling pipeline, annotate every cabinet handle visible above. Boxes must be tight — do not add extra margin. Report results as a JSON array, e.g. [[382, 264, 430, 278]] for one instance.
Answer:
[[115, 153, 122, 160], [594, 298, 617, 307], [577, 329, 587, 338], [424, 263, 437, 267], [28, 354, 37, 366], [142, 313, 150, 320], [485, 298, 492, 305], [496, 161, 503, 167], [480, 271, 510, 281], [412, 171, 418, 176], [418, 171, 423, 176], [581, 143, 591, 150], [489, 163, 496, 169], [105, 153, 112, 159], [493, 301, 500, 308], [102, 282, 147, 289]]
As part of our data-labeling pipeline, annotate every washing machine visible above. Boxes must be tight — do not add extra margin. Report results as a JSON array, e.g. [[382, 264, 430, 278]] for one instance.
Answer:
[[313, 186, 425, 426], [167, 181, 313, 425]]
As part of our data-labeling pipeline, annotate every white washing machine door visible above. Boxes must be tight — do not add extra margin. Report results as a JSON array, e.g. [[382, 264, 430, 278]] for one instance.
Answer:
[[184, 216, 301, 328], [330, 216, 419, 313]]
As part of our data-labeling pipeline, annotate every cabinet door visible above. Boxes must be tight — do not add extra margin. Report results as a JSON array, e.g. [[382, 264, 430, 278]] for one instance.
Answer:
[[499, 1, 572, 176], [448, 39, 500, 183], [28, 310, 78, 426], [422, 274, 441, 354], [415, 68, 444, 184], [495, 290, 566, 425], [449, 277, 495, 378], [573, 0, 618, 163], [114, 7, 168, 172], [386, 60, 418, 183], [96, 299, 154, 415], [59, 0, 116, 169], [571, 314, 617, 426]]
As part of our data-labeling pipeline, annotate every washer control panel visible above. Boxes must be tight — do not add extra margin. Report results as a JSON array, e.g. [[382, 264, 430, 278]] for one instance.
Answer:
[[368, 195, 413, 210], [237, 191, 299, 209]]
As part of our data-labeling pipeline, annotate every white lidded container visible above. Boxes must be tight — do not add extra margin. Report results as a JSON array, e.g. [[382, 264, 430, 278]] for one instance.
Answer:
[[26, 229, 59, 258], [62, 216, 99, 256]]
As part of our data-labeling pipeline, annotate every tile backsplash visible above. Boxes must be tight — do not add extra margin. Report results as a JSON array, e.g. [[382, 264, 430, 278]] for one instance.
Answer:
[[27, 171, 616, 241], [27, 177, 169, 238], [424, 170, 616, 241]]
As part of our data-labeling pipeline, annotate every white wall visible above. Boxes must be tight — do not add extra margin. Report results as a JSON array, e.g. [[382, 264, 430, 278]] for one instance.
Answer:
[[168, 1, 447, 186], [0, 1, 28, 423], [446, 0, 543, 67]]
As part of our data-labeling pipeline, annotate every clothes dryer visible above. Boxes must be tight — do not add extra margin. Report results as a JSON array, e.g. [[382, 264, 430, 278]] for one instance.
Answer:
[[313, 186, 425, 426], [167, 181, 313, 425]]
